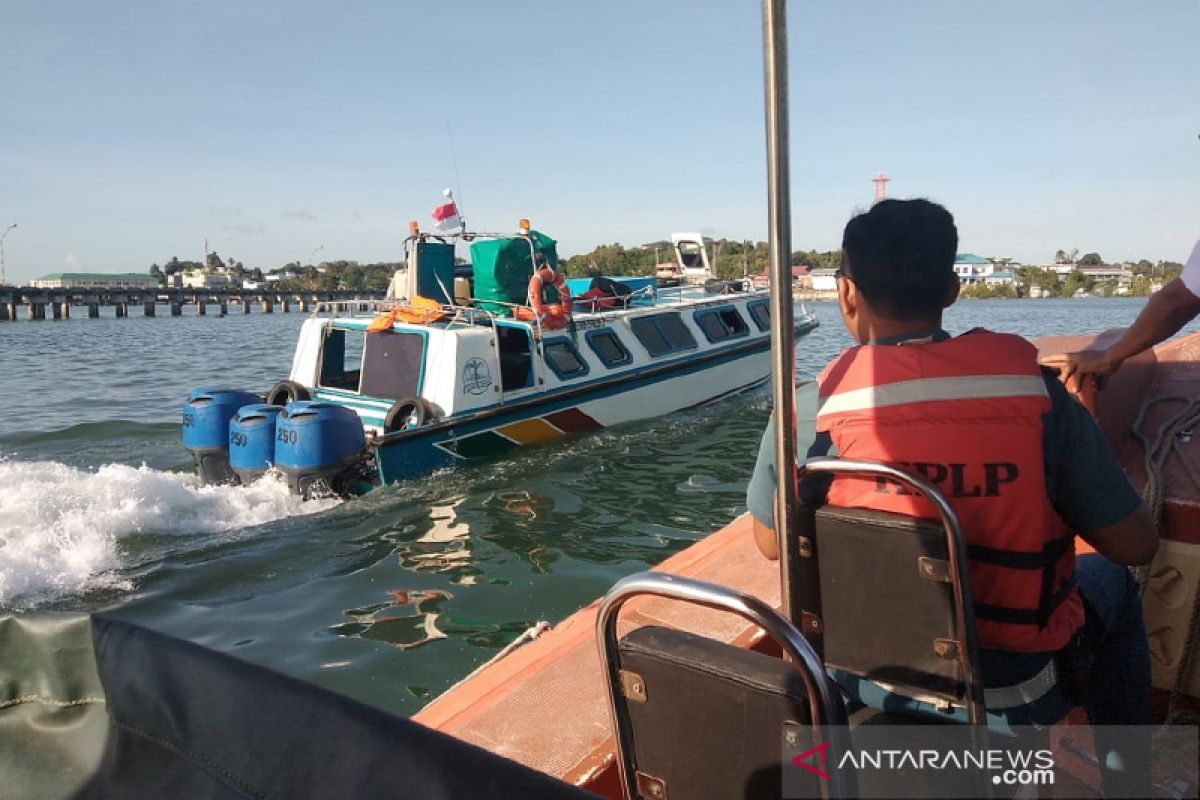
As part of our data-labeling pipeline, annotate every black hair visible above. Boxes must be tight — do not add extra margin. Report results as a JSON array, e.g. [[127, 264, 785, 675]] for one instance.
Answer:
[[840, 198, 958, 321]]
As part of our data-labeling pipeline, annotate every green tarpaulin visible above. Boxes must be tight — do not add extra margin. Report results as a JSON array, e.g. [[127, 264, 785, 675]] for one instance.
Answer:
[[469, 231, 558, 316]]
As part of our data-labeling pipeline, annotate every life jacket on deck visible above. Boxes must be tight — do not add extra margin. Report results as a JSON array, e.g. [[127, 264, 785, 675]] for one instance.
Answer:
[[814, 329, 1083, 653]]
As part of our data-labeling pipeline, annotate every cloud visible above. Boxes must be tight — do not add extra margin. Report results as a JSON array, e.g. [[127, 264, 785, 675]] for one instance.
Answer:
[[233, 221, 266, 235], [64, 253, 80, 269], [282, 209, 319, 221], [208, 204, 243, 217]]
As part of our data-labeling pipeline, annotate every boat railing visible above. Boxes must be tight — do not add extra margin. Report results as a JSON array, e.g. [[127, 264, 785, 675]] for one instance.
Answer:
[[310, 282, 782, 329]]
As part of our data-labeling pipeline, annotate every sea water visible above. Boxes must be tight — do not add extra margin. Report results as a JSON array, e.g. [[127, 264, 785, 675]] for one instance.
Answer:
[[0, 299, 1189, 715]]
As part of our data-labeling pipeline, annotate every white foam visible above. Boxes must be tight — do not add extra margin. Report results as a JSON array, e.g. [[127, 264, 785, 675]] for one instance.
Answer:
[[0, 460, 338, 607]]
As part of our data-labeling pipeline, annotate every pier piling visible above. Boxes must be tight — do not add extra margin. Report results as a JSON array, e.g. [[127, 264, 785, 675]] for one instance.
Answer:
[[261, 300, 273, 313], [88, 303, 100, 318], [170, 302, 182, 316], [242, 300, 250, 314], [198, 301, 206, 316], [219, 302, 228, 316], [143, 301, 155, 317], [28, 303, 45, 320], [0, 304, 8, 321], [115, 303, 127, 318]]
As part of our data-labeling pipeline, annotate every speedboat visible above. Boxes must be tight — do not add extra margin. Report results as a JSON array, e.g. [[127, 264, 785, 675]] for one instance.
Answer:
[[181, 221, 818, 496]]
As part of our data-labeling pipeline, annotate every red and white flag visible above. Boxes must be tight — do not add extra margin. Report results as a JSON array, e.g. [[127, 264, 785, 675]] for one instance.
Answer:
[[432, 200, 461, 231]]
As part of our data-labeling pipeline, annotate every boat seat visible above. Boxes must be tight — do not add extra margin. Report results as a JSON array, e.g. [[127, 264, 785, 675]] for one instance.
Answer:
[[598, 572, 854, 800], [812, 501, 1073, 730], [815, 504, 970, 705]]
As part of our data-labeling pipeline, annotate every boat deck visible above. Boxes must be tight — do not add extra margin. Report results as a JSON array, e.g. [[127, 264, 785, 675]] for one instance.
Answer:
[[413, 514, 777, 788]]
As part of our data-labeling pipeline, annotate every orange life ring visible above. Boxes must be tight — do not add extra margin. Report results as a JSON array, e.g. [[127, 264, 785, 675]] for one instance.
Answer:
[[526, 267, 572, 329]]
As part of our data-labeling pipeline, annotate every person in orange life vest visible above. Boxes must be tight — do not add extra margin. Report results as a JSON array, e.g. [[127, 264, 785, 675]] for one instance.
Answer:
[[746, 199, 1158, 793]]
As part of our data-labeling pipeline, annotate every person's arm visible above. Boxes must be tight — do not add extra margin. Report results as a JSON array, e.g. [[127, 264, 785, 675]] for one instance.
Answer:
[[1079, 504, 1158, 566], [1041, 240, 1200, 389], [746, 381, 827, 560], [1041, 375, 1159, 564]]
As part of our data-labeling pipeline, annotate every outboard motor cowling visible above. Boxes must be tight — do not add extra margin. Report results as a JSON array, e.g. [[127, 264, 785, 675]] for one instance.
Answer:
[[275, 401, 368, 497], [182, 388, 263, 485], [229, 403, 284, 485]]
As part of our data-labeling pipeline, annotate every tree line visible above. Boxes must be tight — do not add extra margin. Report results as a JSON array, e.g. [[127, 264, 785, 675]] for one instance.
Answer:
[[146, 242, 1185, 296], [147, 253, 399, 291]]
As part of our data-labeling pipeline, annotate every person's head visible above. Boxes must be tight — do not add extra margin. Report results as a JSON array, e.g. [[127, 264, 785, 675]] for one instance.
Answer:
[[837, 198, 960, 342]]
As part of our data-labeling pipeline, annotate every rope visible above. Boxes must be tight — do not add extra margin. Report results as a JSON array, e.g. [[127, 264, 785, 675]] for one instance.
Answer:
[[443, 621, 552, 694], [1130, 394, 1200, 725]]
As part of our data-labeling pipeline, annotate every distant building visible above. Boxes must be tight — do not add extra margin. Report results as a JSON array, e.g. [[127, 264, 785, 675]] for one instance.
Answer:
[[182, 270, 231, 289], [809, 268, 839, 292], [984, 270, 1015, 286], [30, 272, 159, 289], [954, 253, 994, 285], [1078, 266, 1132, 282], [242, 280, 263, 290]]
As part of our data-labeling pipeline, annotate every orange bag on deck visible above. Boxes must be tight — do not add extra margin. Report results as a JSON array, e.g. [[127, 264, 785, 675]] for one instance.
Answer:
[[367, 296, 447, 331]]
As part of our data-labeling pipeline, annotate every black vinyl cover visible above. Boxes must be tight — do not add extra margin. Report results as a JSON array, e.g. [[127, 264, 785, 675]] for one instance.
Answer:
[[75, 614, 597, 800], [814, 505, 962, 699], [617, 624, 825, 800]]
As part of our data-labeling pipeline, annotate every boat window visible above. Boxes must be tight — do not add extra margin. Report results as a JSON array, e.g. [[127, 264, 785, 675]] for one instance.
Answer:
[[629, 312, 697, 357], [694, 310, 729, 342], [719, 307, 748, 335], [677, 241, 704, 269], [747, 300, 770, 331], [543, 339, 589, 379], [497, 325, 534, 391], [359, 331, 426, 400], [318, 328, 364, 391], [629, 316, 671, 356], [586, 328, 632, 368], [657, 314, 697, 350]]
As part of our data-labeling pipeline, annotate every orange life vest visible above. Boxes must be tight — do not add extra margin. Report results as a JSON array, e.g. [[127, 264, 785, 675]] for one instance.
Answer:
[[814, 329, 1083, 653]]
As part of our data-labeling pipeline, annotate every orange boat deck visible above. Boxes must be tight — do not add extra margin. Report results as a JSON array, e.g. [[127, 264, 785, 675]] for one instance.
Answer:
[[413, 513, 777, 790]]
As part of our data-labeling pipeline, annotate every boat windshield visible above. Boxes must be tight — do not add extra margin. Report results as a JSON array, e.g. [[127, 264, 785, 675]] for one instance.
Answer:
[[319, 327, 425, 399]]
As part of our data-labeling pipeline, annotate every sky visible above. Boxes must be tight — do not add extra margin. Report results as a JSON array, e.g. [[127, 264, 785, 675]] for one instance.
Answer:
[[2, 0, 1197, 283]]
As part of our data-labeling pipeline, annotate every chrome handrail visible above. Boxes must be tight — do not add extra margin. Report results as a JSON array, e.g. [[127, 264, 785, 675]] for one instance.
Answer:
[[596, 571, 850, 800]]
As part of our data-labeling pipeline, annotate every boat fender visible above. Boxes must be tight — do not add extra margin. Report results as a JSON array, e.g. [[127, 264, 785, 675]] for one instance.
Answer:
[[384, 397, 431, 433], [527, 267, 572, 329], [266, 380, 311, 407]]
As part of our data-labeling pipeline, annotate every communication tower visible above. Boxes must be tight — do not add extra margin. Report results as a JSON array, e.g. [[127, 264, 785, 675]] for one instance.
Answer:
[[872, 173, 891, 203]]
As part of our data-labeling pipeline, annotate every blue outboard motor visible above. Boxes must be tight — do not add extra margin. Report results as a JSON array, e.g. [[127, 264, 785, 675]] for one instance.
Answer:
[[229, 403, 284, 485], [182, 388, 262, 485], [274, 401, 368, 497]]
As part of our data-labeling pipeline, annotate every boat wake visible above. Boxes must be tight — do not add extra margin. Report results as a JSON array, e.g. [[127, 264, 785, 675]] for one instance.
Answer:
[[0, 458, 337, 608]]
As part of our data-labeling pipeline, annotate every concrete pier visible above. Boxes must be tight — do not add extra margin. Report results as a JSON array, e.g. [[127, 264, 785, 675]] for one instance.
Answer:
[[0, 286, 383, 321]]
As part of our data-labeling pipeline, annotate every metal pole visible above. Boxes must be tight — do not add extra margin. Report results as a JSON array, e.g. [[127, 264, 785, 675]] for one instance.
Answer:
[[1, 223, 17, 286], [763, 0, 801, 622]]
